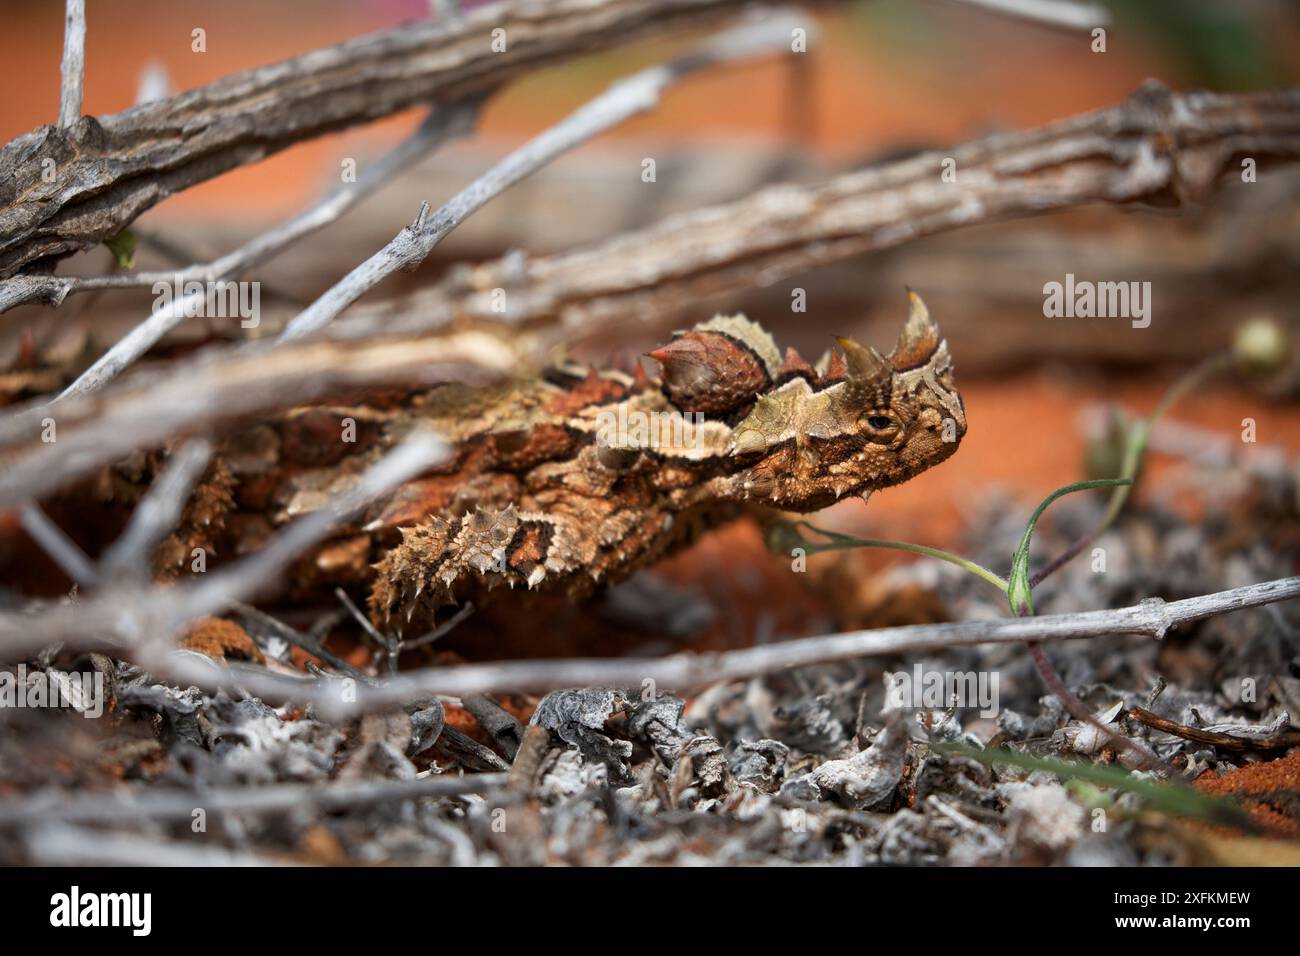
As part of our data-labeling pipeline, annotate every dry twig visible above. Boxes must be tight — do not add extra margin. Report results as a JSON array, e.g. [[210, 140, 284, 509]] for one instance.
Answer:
[[100, 440, 212, 580], [0, 773, 508, 827], [17, 503, 97, 587], [949, 0, 1107, 31], [28, 826, 294, 867], [57, 0, 86, 128], [1128, 707, 1300, 753]]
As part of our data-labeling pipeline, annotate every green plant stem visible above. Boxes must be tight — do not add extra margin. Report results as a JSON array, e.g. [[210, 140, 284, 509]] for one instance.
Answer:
[[782, 520, 1009, 592]]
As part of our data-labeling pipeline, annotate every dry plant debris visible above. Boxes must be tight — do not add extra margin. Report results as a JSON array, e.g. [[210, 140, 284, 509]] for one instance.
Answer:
[[2, 475, 1298, 865]]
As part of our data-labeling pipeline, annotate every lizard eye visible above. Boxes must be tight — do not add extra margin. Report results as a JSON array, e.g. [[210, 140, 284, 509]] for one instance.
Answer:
[[866, 415, 896, 431]]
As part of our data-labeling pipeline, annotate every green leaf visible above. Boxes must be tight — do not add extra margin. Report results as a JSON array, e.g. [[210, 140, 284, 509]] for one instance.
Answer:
[[104, 230, 137, 270], [1007, 549, 1035, 617]]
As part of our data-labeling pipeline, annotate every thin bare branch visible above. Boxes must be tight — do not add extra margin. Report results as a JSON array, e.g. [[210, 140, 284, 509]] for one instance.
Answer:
[[1129, 706, 1300, 753], [18, 503, 98, 587], [1026, 639, 1171, 775], [133, 576, 1300, 718], [401, 602, 476, 651], [278, 10, 815, 341], [335, 585, 400, 674], [230, 601, 369, 680], [57, 0, 86, 128], [336, 586, 390, 648], [949, 0, 1108, 31], [27, 826, 295, 867], [430, 0, 463, 20]]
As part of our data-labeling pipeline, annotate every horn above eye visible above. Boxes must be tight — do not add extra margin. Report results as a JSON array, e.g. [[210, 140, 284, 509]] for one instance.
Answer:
[[891, 288, 941, 370], [834, 336, 891, 386]]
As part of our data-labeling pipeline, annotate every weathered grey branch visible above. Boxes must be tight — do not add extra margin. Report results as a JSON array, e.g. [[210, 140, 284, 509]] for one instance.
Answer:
[[335, 82, 1300, 342], [57, 0, 86, 128], [26, 826, 293, 867], [278, 10, 814, 341], [156, 576, 1300, 715], [230, 601, 370, 680], [0, 103, 479, 318], [0, 0, 811, 279]]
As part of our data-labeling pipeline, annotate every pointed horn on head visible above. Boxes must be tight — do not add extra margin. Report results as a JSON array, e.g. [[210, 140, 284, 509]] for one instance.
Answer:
[[891, 288, 941, 370], [835, 336, 891, 386]]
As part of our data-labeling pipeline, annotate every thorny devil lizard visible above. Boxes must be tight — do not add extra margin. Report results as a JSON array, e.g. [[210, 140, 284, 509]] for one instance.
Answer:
[[143, 290, 966, 634]]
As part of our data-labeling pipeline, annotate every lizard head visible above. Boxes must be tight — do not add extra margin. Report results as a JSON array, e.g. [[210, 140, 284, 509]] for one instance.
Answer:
[[650, 290, 966, 511]]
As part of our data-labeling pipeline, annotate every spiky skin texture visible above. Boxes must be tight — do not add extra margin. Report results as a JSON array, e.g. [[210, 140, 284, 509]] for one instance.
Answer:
[[151, 292, 965, 633]]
